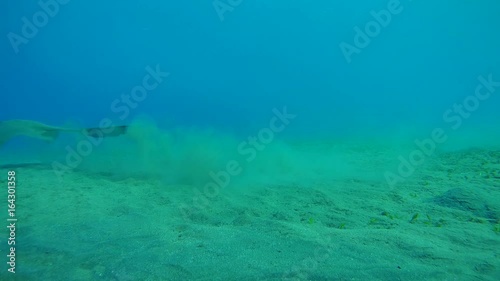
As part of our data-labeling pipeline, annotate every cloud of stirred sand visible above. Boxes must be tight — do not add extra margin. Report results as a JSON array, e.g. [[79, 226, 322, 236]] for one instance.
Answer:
[[64, 117, 370, 188], [36, 115, 500, 189]]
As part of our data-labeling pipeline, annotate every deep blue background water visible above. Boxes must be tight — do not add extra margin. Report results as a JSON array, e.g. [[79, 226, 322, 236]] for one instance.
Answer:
[[2, 0, 500, 139]]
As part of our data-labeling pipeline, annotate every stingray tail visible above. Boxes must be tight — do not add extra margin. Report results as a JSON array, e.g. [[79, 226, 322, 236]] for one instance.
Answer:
[[84, 125, 128, 138]]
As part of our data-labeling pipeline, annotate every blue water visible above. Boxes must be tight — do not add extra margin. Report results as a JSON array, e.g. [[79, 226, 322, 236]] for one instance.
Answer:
[[2, 0, 498, 137], [1, 1, 500, 280]]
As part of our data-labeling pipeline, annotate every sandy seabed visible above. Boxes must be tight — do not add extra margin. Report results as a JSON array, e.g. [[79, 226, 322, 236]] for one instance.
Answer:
[[0, 143, 499, 281]]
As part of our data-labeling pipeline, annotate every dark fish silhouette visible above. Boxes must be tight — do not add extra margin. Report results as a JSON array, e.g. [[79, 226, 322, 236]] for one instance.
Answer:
[[0, 119, 128, 147]]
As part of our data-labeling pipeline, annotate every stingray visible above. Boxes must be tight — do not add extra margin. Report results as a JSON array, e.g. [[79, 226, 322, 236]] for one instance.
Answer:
[[0, 119, 128, 147]]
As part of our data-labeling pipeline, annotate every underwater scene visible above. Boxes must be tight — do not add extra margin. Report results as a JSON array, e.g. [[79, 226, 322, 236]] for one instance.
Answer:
[[1, 0, 500, 280]]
